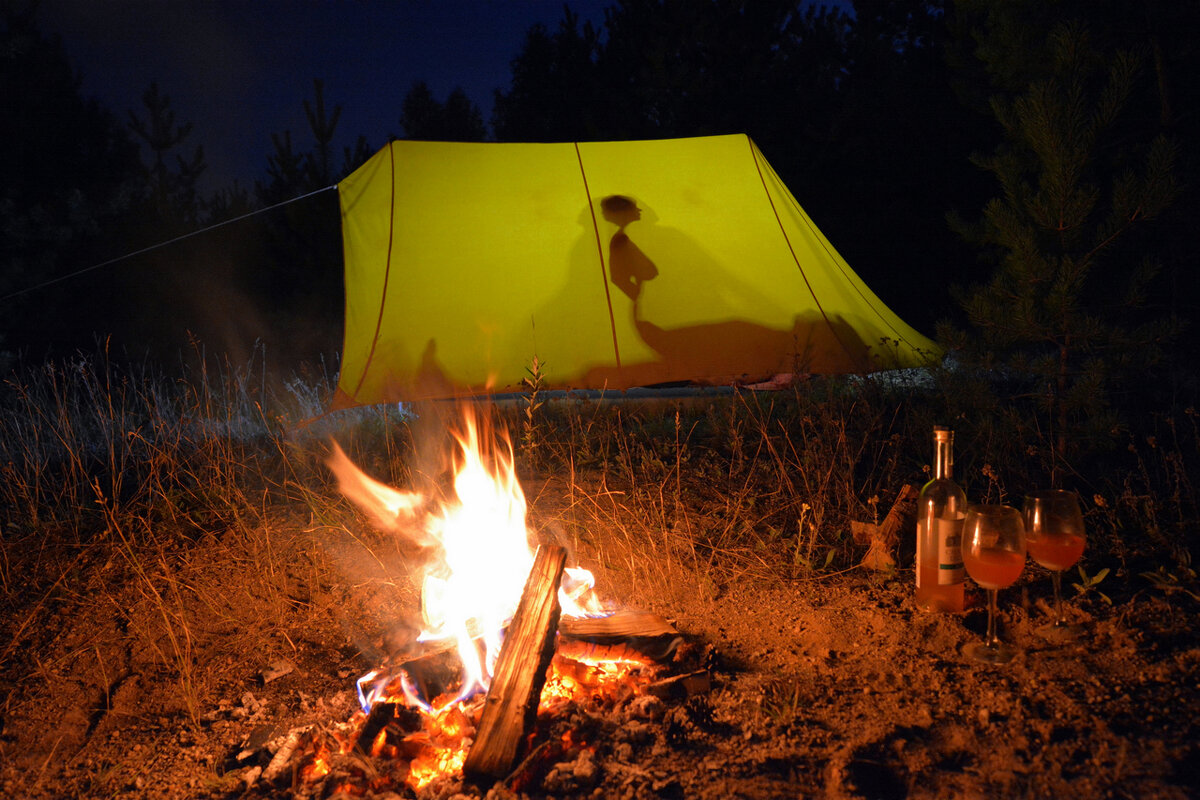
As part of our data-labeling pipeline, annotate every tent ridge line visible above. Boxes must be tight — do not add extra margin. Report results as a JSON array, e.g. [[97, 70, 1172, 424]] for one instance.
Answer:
[[745, 136, 861, 369], [350, 140, 398, 400], [574, 141, 622, 371]]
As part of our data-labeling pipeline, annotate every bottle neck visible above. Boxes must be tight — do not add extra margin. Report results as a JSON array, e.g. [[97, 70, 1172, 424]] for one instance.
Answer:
[[933, 435, 954, 481]]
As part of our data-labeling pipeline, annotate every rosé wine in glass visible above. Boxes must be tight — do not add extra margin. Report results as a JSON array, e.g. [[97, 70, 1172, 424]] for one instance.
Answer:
[[1023, 490, 1088, 641], [1026, 534, 1086, 572], [961, 504, 1026, 664], [962, 548, 1026, 589]]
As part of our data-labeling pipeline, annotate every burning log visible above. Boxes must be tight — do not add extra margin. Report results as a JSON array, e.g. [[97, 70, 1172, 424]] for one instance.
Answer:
[[559, 609, 678, 639], [559, 609, 682, 662], [384, 641, 469, 707], [851, 484, 919, 571], [463, 544, 567, 784]]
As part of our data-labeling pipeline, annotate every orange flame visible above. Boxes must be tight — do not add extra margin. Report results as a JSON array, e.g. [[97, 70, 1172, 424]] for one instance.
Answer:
[[327, 406, 623, 792], [330, 409, 605, 709]]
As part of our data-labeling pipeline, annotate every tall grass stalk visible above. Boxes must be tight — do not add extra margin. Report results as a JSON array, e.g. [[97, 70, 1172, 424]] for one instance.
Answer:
[[0, 346, 1195, 731]]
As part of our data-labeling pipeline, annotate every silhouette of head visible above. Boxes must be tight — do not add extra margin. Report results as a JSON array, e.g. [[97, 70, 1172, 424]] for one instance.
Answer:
[[601, 194, 642, 227]]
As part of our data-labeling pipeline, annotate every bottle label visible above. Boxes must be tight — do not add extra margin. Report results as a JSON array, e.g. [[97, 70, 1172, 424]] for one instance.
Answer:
[[937, 515, 965, 584]]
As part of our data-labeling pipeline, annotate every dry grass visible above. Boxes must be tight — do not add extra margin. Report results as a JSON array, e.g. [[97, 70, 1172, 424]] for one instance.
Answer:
[[0, 348, 1196, 731]]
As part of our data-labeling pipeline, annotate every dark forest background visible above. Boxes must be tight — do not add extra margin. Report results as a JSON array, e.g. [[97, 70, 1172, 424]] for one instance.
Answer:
[[2, 0, 1198, 420]]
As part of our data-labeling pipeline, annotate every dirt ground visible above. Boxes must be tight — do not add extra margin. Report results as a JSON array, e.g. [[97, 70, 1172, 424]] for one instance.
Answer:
[[1, 481, 1197, 800]]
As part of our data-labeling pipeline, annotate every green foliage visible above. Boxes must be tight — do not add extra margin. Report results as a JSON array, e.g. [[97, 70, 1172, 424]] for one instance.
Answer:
[[249, 80, 358, 363], [520, 355, 546, 458], [492, 8, 605, 142], [759, 678, 805, 726], [1072, 564, 1112, 606], [1139, 551, 1200, 602], [945, 11, 1181, 479], [0, 6, 141, 348]]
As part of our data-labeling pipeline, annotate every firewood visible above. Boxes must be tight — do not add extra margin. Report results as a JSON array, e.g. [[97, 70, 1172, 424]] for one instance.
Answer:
[[389, 643, 467, 707], [854, 484, 918, 570], [262, 725, 312, 783], [504, 736, 567, 794], [559, 609, 682, 661], [463, 544, 567, 783], [646, 669, 711, 700], [559, 609, 678, 639], [556, 636, 679, 665]]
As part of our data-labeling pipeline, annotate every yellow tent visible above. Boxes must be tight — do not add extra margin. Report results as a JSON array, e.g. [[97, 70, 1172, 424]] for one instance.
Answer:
[[332, 133, 937, 408]]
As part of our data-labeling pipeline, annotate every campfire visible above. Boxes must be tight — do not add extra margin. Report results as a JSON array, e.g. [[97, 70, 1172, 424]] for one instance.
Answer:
[[252, 409, 709, 796]]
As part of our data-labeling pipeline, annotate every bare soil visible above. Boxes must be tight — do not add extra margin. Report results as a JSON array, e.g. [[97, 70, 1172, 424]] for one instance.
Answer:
[[1, 478, 1197, 800]]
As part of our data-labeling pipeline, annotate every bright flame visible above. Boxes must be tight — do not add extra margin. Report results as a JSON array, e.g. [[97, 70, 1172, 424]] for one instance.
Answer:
[[327, 442, 428, 540], [329, 408, 606, 713], [326, 406, 625, 793], [418, 415, 535, 703]]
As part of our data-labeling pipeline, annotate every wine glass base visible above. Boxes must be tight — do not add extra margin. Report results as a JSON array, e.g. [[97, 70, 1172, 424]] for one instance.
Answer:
[[963, 640, 1019, 664], [1035, 621, 1085, 644]]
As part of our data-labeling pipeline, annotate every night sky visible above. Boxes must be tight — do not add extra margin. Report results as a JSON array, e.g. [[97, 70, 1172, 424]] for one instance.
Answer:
[[35, 0, 613, 192]]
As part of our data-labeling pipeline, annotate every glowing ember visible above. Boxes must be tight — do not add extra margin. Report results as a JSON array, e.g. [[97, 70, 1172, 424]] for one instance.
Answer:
[[540, 652, 655, 711]]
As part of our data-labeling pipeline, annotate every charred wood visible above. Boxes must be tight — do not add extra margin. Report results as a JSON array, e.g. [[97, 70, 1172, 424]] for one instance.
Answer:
[[559, 609, 682, 661], [353, 701, 397, 756], [646, 669, 711, 700]]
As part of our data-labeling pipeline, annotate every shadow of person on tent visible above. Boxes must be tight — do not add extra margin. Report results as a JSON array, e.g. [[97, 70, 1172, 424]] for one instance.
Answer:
[[601, 194, 658, 302], [586, 193, 872, 388]]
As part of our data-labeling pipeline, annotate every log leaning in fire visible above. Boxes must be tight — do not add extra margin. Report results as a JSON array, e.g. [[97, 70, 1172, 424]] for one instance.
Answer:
[[463, 544, 568, 784]]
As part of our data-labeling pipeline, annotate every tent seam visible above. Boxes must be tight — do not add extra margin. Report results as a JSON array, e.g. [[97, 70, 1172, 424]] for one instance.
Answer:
[[744, 135, 862, 371], [574, 142, 622, 370], [351, 140, 397, 399]]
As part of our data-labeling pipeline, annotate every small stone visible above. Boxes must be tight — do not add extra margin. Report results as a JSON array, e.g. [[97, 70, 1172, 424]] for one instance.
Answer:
[[259, 658, 297, 685], [242, 766, 262, 788], [626, 694, 665, 721], [573, 750, 598, 785]]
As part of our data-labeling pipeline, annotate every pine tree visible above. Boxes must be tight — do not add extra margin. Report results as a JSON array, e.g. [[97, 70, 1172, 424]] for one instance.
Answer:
[[399, 82, 486, 142], [1, 5, 140, 352], [945, 16, 1179, 476], [127, 82, 206, 229]]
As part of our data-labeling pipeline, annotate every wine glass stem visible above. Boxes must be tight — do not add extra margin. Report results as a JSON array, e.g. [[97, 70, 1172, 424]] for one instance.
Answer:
[[1051, 569, 1066, 626], [985, 589, 999, 647]]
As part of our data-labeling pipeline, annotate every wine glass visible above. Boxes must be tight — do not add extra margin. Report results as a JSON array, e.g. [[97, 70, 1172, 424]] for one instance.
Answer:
[[1023, 490, 1087, 642], [961, 504, 1027, 664]]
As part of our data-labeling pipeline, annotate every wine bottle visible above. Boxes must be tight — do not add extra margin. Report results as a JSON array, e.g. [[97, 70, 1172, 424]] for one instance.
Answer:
[[915, 426, 966, 611]]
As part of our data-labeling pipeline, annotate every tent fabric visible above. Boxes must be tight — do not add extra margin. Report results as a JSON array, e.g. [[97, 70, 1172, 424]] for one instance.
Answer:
[[333, 133, 938, 409]]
